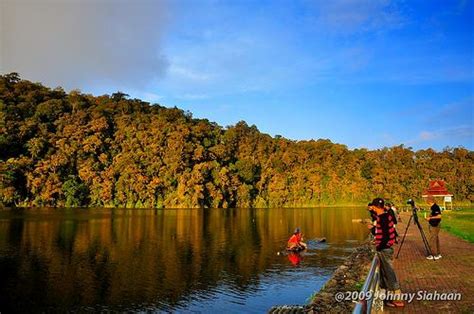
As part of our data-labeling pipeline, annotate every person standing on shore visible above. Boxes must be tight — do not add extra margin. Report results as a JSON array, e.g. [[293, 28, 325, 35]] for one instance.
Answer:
[[391, 203, 401, 222], [426, 196, 442, 260], [367, 203, 377, 236], [371, 198, 405, 308], [384, 202, 399, 240]]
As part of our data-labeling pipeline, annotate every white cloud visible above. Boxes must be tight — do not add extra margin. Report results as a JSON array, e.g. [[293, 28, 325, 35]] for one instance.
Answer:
[[306, 0, 405, 35], [168, 64, 212, 82], [419, 131, 436, 141], [407, 125, 473, 145], [177, 93, 210, 100], [142, 92, 164, 103]]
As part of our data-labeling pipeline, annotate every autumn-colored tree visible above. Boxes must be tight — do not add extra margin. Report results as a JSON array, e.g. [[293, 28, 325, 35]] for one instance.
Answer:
[[0, 74, 473, 208]]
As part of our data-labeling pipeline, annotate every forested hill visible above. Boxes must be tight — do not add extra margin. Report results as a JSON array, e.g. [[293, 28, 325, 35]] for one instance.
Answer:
[[0, 73, 473, 208]]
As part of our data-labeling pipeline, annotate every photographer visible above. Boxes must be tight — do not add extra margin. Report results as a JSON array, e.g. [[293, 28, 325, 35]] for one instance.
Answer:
[[426, 196, 442, 260], [390, 203, 401, 222], [367, 202, 377, 236], [384, 202, 399, 240], [370, 198, 405, 308]]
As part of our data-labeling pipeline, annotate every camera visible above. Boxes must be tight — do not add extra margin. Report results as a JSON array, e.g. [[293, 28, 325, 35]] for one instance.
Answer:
[[397, 198, 434, 259], [407, 198, 418, 215]]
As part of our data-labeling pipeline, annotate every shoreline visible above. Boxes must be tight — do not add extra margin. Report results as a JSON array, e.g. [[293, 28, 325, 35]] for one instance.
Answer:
[[269, 241, 374, 313], [3, 202, 473, 210], [306, 241, 374, 313]]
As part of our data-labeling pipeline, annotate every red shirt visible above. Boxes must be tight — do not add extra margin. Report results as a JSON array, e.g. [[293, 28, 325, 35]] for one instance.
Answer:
[[288, 234, 301, 244], [374, 212, 396, 251]]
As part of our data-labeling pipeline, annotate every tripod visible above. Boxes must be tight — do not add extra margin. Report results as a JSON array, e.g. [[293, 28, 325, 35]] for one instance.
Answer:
[[395, 204, 434, 260]]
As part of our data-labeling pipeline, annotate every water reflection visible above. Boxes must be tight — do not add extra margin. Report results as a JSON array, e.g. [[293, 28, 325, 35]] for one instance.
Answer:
[[287, 252, 303, 266], [0, 207, 368, 312]]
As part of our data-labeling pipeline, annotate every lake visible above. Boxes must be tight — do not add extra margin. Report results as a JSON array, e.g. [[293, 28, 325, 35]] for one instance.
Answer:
[[0, 207, 368, 313]]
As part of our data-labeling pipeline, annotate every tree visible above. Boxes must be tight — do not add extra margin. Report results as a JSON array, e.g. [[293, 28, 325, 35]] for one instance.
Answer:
[[62, 176, 88, 207], [1, 73, 473, 208]]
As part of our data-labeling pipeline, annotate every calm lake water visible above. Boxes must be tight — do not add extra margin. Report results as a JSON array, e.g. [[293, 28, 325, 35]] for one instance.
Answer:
[[0, 207, 368, 313]]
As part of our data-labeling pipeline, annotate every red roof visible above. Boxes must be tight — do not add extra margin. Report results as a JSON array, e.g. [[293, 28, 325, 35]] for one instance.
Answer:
[[422, 180, 453, 197]]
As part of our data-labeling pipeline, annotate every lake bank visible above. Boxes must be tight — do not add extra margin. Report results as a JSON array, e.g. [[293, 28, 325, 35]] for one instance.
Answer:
[[3, 201, 472, 211], [305, 209, 474, 313], [306, 241, 374, 313], [269, 241, 374, 313], [386, 213, 474, 313]]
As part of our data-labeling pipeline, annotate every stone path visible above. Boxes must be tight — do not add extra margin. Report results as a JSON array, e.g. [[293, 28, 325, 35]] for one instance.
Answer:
[[387, 212, 474, 313]]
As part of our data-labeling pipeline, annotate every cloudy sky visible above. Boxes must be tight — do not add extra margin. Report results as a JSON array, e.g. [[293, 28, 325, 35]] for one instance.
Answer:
[[1, 0, 473, 150]]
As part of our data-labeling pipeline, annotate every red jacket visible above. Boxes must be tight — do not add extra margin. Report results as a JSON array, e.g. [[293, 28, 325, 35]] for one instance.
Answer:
[[288, 233, 302, 244], [375, 212, 396, 251]]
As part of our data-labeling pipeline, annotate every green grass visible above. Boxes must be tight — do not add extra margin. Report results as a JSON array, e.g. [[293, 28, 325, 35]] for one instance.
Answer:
[[441, 208, 474, 243]]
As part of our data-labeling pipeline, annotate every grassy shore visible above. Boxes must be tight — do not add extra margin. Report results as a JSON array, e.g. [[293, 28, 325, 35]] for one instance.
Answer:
[[440, 208, 474, 243]]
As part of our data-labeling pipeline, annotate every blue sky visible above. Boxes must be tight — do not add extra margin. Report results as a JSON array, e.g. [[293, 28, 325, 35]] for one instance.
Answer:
[[3, 0, 473, 150]]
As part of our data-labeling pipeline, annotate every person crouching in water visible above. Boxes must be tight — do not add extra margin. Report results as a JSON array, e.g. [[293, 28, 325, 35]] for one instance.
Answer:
[[371, 198, 405, 308], [287, 228, 307, 251]]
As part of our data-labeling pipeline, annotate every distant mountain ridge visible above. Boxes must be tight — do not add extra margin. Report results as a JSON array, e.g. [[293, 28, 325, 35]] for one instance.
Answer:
[[1, 73, 472, 207]]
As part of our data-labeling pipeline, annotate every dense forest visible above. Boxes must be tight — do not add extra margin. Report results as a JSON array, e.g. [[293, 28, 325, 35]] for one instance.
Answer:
[[0, 73, 473, 208]]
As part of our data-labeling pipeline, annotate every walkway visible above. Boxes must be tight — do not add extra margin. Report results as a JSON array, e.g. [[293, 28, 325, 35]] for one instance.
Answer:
[[387, 212, 474, 313]]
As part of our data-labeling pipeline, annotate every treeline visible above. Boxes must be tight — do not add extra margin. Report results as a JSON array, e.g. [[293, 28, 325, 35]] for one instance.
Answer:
[[0, 73, 473, 208]]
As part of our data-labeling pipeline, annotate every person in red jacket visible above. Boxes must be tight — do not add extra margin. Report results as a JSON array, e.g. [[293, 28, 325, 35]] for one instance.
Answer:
[[287, 228, 307, 251]]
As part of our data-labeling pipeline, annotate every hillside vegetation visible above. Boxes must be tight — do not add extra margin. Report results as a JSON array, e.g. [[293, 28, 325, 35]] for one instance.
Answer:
[[1, 73, 473, 208]]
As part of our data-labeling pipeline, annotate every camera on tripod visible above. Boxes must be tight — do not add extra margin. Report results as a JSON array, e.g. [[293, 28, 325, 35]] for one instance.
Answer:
[[396, 198, 435, 260], [406, 198, 419, 221]]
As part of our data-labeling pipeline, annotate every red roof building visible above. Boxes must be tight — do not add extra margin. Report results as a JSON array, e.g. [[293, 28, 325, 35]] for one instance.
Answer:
[[422, 180, 453, 209], [422, 180, 453, 197]]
